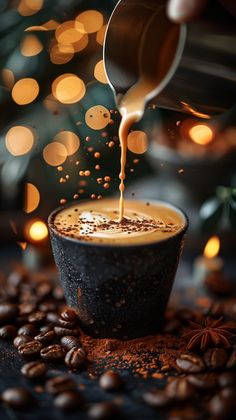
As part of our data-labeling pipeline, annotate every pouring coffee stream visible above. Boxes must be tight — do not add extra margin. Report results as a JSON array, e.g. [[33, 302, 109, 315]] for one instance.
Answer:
[[104, 0, 236, 221]]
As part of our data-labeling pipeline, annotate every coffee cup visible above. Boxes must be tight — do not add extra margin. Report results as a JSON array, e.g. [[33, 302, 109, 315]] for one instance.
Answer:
[[48, 199, 188, 339]]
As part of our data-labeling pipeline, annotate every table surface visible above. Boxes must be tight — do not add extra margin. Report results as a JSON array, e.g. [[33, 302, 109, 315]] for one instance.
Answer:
[[0, 248, 234, 420]]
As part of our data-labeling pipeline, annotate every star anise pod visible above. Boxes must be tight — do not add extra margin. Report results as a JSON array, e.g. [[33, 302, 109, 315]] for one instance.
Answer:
[[184, 317, 236, 352]]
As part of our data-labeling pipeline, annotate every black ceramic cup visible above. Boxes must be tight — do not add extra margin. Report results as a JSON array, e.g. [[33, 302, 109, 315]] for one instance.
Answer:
[[48, 200, 188, 339]]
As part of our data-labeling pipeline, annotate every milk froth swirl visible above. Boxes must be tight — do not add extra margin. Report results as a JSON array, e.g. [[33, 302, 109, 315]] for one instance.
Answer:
[[53, 199, 185, 245]]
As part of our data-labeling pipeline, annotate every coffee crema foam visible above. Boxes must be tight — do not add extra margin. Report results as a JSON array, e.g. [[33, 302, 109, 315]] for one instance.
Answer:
[[53, 199, 185, 245]]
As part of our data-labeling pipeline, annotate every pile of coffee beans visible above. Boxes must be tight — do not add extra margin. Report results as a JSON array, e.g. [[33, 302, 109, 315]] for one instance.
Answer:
[[0, 265, 236, 419]]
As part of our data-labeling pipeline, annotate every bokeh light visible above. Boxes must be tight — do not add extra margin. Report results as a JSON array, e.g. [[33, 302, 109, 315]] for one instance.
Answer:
[[53, 131, 80, 156], [43, 142, 67, 166], [85, 105, 111, 130], [26, 220, 48, 242], [52, 74, 86, 104], [72, 33, 88, 53], [12, 78, 39, 105], [20, 35, 43, 57], [96, 25, 107, 46], [94, 60, 108, 84], [24, 183, 40, 213], [5, 126, 35, 156], [50, 43, 74, 65], [189, 124, 214, 145], [55, 21, 85, 44], [76, 10, 103, 34], [128, 131, 148, 154], [18, 0, 44, 16], [204, 236, 220, 259], [2, 69, 15, 90]]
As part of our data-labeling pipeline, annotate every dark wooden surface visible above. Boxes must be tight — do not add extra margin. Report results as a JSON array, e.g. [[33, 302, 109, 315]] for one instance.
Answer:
[[0, 247, 233, 420]]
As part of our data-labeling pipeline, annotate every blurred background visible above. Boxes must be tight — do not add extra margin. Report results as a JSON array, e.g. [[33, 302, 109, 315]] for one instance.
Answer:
[[0, 0, 236, 269]]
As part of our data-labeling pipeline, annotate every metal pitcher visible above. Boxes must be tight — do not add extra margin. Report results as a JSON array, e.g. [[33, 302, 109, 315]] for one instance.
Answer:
[[104, 0, 236, 117]]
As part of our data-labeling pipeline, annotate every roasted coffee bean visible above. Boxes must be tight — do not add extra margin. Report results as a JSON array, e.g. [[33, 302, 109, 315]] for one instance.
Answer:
[[13, 334, 32, 349], [221, 387, 236, 399], [39, 301, 57, 312], [45, 375, 77, 395], [40, 344, 65, 362], [177, 308, 195, 321], [18, 323, 38, 337], [18, 340, 43, 358], [28, 311, 46, 325], [34, 329, 56, 344], [21, 361, 48, 379], [0, 325, 17, 339], [53, 390, 84, 411], [0, 303, 19, 323], [60, 308, 77, 322], [166, 378, 195, 401], [226, 350, 236, 369], [208, 392, 236, 417], [65, 347, 87, 370], [61, 335, 81, 350], [1, 387, 33, 408], [143, 390, 171, 407], [54, 326, 80, 337], [19, 302, 36, 316], [204, 347, 228, 370], [218, 372, 236, 388], [58, 318, 76, 328], [88, 402, 119, 419], [53, 286, 64, 301], [36, 281, 52, 298], [99, 370, 123, 391], [46, 312, 59, 325], [187, 373, 218, 391], [207, 301, 225, 318], [176, 353, 205, 373]]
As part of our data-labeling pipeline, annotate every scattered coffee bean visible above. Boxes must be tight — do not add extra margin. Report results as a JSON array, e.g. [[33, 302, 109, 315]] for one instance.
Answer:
[[46, 312, 59, 325], [0, 325, 17, 339], [21, 361, 48, 379], [61, 335, 81, 350], [45, 375, 77, 395], [18, 323, 38, 337], [176, 353, 205, 373], [166, 378, 195, 401], [34, 329, 56, 344], [60, 308, 77, 322], [19, 303, 37, 316], [1, 387, 33, 408], [99, 370, 123, 391], [143, 389, 171, 407], [167, 406, 202, 420], [204, 273, 235, 296], [208, 392, 235, 417], [54, 390, 84, 411], [65, 347, 87, 370], [218, 372, 236, 388], [187, 373, 218, 391], [88, 402, 119, 419], [40, 344, 65, 362], [28, 311, 46, 325], [58, 318, 76, 328], [226, 349, 236, 369], [39, 301, 57, 312], [204, 347, 228, 370], [54, 326, 80, 337], [36, 281, 53, 298], [13, 334, 32, 349], [18, 340, 43, 358], [0, 303, 18, 323]]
